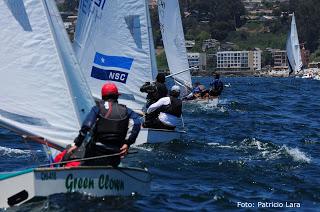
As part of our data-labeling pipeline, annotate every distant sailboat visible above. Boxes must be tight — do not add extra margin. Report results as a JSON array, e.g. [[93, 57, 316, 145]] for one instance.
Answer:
[[73, 0, 185, 145], [157, 0, 192, 95], [0, 0, 150, 208], [286, 13, 303, 75], [158, 0, 219, 106]]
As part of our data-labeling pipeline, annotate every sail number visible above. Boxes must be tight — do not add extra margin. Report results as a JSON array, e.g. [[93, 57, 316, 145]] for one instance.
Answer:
[[40, 172, 56, 180]]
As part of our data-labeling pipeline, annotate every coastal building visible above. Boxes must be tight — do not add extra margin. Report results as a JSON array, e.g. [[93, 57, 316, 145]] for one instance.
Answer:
[[272, 50, 287, 67], [300, 43, 310, 68], [187, 53, 207, 71], [185, 40, 195, 49], [216, 50, 261, 71], [202, 39, 220, 51]]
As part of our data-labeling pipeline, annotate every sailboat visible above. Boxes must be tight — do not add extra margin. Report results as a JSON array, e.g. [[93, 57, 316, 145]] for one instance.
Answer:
[[73, 0, 185, 145], [286, 13, 303, 76], [0, 0, 150, 208], [157, 0, 219, 106]]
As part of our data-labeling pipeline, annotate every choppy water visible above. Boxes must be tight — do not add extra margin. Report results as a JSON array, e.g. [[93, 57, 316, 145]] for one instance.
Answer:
[[1, 77, 319, 211]]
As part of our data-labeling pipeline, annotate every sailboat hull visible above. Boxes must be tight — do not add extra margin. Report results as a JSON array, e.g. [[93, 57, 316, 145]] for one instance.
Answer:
[[184, 98, 219, 107], [134, 128, 185, 146], [0, 166, 151, 208]]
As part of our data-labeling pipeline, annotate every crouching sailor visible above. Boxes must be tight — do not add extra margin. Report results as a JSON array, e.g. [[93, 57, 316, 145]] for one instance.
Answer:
[[143, 85, 182, 130], [65, 82, 141, 167]]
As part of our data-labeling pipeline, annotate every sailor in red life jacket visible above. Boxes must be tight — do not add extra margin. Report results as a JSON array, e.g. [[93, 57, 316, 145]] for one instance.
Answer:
[[143, 85, 182, 130], [61, 82, 141, 167]]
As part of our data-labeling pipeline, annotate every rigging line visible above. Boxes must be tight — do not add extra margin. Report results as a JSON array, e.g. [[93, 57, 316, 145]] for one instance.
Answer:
[[38, 151, 136, 168], [117, 168, 152, 183]]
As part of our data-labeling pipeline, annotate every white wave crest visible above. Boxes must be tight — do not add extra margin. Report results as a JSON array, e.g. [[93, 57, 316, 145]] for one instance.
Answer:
[[208, 142, 233, 149], [0, 146, 31, 157], [282, 146, 311, 163], [132, 145, 153, 152]]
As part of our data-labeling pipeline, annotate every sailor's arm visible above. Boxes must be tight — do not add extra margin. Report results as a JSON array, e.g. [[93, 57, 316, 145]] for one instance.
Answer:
[[125, 108, 141, 146], [119, 108, 141, 158], [74, 106, 99, 147], [146, 97, 169, 114]]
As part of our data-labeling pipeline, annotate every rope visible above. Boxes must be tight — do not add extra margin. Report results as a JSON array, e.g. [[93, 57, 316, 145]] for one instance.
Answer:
[[117, 168, 152, 183], [38, 152, 151, 183], [38, 152, 122, 167]]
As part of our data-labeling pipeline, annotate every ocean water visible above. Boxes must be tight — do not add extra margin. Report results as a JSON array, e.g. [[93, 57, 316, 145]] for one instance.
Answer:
[[0, 77, 319, 211]]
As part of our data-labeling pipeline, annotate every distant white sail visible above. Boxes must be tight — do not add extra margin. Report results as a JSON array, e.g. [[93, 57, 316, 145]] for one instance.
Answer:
[[286, 13, 303, 75], [0, 0, 94, 149], [157, 0, 192, 90], [74, 0, 157, 110]]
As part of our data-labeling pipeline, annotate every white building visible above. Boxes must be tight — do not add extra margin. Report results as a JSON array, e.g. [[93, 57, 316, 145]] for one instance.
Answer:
[[187, 53, 207, 71], [217, 50, 261, 71], [185, 40, 195, 49]]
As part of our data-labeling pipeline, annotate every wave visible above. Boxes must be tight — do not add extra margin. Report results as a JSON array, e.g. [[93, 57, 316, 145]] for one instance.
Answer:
[[207, 138, 311, 163], [0, 146, 38, 158], [282, 146, 311, 163]]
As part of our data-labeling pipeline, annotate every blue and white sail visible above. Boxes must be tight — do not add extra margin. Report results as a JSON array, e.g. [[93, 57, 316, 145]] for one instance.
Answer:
[[0, 0, 94, 152], [286, 13, 303, 75], [157, 0, 192, 92], [74, 0, 158, 110]]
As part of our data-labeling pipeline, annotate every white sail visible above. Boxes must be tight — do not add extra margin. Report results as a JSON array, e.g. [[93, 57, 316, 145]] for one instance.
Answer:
[[74, 0, 157, 110], [286, 13, 303, 75], [0, 0, 94, 149], [157, 0, 192, 90]]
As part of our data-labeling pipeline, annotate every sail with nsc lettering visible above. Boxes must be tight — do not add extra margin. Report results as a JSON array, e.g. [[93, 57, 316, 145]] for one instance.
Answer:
[[286, 13, 303, 75], [74, 0, 158, 110], [0, 0, 94, 151], [158, 0, 192, 92]]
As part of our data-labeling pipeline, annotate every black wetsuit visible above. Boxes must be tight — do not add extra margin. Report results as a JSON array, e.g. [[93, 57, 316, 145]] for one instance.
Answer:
[[140, 81, 168, 108]]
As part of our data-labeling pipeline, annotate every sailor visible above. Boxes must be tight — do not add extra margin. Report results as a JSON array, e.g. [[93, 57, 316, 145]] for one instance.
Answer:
[[66, 82, 141, 167], [143, 85, 182, 130], [140, 73, 168, 108], [184, 81, 206, 100], [209, 73, 224, 97]]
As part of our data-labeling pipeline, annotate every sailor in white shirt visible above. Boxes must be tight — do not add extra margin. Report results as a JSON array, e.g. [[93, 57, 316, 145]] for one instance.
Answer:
[[144, 85, 182, 130]]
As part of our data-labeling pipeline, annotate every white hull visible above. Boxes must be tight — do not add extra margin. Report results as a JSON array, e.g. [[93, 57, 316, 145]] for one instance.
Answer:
[[0, 166, 151, 208], [134, 128, 185, 146], [185, 98, 219, 107]]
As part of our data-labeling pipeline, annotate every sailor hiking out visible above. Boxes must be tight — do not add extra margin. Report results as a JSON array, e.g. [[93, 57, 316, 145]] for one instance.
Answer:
[[143, 85, 182, 130], [63, 83, 141, 167]]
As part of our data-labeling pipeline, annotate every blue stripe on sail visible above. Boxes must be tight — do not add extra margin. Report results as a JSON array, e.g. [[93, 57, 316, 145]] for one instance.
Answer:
[[94, 53, 134, 70], [91, 66, 129, 84]]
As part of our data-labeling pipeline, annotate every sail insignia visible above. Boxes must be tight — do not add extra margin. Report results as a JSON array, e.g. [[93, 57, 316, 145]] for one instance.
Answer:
[[74, 0, 156, 110]]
